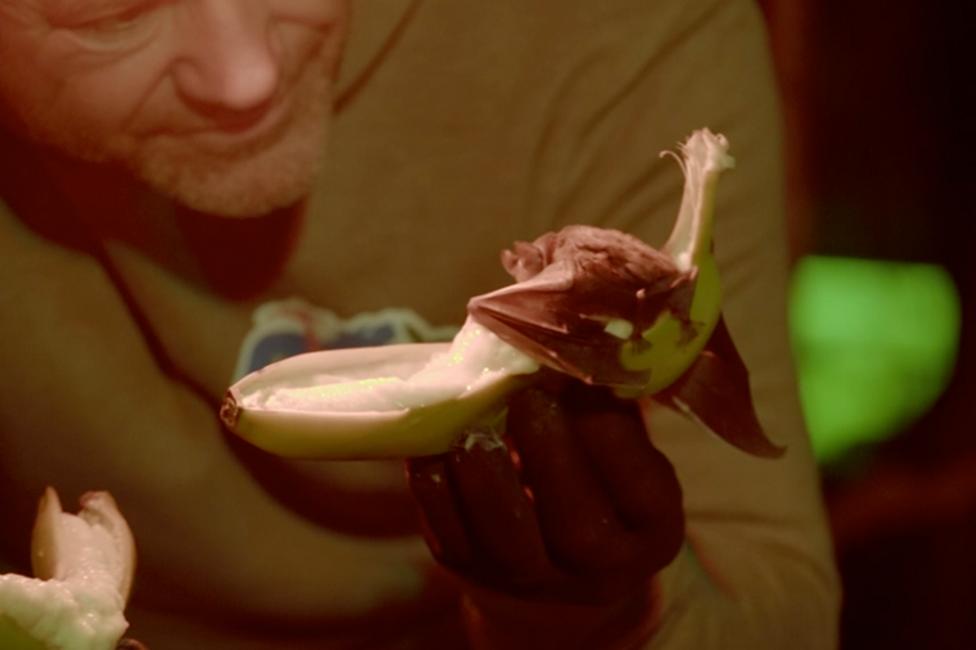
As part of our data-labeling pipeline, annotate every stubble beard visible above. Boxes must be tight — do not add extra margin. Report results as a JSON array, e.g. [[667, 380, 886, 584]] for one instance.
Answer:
[[125, 70, 334, 218]]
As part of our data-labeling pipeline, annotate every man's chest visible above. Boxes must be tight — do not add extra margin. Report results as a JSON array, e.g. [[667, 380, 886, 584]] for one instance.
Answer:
[[102, 211, 517, 403]]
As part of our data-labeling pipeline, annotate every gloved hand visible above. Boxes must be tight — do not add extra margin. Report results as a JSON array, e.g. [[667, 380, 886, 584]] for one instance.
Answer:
[[407, 374, 684, 648]]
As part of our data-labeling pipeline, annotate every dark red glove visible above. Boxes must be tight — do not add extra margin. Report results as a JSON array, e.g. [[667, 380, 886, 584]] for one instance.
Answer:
[[406, 375, 684, 646]]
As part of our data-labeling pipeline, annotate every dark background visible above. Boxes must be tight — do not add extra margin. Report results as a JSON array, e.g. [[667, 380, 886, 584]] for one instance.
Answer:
[[758, 1, 975, 647]]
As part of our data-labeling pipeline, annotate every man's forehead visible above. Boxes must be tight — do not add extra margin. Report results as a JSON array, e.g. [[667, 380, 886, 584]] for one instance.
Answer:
[[1, 0, 98, 7], [0, 0, 48, 11], [0, 0, 38, 23], [1, 0, 128, 18], [0, 0, 58, 19]]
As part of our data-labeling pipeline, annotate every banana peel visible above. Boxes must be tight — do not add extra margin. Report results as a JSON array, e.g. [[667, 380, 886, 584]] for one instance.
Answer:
[[222, 339, 535, 459], [222, 128, 783, 459]]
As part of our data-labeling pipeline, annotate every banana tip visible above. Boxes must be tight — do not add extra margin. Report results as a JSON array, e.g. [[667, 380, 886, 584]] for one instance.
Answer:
[[219, 392, 240, 430]]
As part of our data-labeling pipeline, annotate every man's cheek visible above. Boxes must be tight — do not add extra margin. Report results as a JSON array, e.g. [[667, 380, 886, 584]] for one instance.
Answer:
[[56, 80, 147, 135]]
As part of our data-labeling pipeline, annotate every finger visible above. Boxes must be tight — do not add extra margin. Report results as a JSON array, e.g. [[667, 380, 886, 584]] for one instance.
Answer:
[[565, 383, 684, 528], [570, 392, 685, 573], [405, 455, 474, 570], [506, 386, 644, 574], [445, 430, 557, 590]]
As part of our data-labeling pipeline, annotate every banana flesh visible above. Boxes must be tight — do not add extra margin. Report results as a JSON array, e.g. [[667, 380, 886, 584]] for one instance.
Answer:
[[0, 488, 135, 650]]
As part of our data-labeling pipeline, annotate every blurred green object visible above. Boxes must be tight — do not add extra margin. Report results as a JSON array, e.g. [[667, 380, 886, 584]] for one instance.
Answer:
[[789, 255, 961, 463]]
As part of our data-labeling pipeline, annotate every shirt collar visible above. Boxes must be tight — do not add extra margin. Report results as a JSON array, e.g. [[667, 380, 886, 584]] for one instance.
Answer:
[[336, 0, 419, 103]]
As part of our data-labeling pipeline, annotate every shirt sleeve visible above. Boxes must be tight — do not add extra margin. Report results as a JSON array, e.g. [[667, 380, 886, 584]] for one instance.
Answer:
[[530, 1, 841, 647]]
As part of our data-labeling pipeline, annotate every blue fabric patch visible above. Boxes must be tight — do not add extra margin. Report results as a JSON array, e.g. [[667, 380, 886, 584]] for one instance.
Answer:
[[232, 302, 459, 382], [327, 324, 397, 350], [243, 333, 311, 376]]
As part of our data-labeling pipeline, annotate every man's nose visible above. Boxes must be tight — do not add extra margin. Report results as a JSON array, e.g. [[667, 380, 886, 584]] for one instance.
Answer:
[[172, 1, 281, 118]]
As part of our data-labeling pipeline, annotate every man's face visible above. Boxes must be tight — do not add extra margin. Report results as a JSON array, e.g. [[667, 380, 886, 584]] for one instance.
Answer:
[[0, 0, 349, 217]]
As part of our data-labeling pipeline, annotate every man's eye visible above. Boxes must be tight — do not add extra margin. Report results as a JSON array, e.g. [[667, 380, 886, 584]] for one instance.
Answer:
[[82, 14, 142, 33], [68, 3, 160, 50], [68, 4, 162, 47], [78, 8, 148, 34]]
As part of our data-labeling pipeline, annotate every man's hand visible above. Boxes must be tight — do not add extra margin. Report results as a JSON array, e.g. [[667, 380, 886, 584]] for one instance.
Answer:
[[406, 376, 684, 648]]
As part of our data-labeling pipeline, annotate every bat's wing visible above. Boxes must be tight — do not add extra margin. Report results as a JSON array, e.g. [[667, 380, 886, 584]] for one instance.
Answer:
[[655, 318, 785, 458], [468, 262, 653, 388]]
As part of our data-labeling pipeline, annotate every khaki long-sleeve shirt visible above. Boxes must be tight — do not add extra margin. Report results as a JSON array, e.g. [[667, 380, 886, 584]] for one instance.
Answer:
[[0, 1, 838, 647]]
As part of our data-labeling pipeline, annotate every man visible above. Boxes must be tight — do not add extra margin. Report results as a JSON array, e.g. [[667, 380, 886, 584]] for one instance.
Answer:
[[0, 1, 839, 647]]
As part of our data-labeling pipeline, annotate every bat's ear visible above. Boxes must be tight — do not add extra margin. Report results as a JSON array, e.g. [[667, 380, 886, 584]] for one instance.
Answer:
[[654, 318, 785, 458], [501, 240, 548, 282]]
